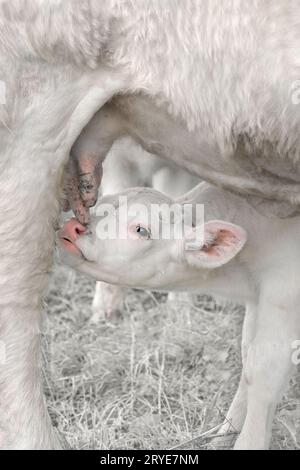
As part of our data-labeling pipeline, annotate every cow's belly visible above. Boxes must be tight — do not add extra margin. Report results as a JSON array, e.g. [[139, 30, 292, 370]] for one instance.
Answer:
[[111, 94, 300, 217], [112, 94, 225, 175]]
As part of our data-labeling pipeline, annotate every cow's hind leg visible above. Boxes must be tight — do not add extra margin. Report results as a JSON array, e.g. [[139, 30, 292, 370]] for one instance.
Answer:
[[0, 160, 62, 449]]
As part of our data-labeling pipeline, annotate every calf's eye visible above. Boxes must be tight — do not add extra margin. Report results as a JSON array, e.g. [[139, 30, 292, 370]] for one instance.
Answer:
[[136, 224, 151, 239]]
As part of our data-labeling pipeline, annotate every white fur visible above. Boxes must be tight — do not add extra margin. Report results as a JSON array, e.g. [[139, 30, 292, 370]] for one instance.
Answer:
[[60, 183, 300, 450], [73, 0, 300, 215], [1, 0, 300, 450], [0, 1, 128, 449], [91, 136, 198, 321]]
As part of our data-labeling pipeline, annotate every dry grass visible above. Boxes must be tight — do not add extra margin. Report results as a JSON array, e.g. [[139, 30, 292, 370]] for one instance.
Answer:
[[43, 263, 299, 450]]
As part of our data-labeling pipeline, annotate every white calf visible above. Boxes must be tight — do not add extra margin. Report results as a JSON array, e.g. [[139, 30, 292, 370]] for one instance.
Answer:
[[92, 136, 198, 321], [59, 183, 300, 450]]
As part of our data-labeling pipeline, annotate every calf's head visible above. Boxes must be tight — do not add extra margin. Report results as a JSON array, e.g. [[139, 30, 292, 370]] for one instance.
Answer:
[[57, 188, 247, 290]]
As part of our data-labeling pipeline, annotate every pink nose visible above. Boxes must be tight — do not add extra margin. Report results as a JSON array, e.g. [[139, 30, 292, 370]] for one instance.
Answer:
[[61, 218, 87, 242]]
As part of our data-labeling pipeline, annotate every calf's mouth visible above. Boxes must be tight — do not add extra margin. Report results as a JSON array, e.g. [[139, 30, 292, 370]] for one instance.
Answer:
[[58, 233, 83, 257]]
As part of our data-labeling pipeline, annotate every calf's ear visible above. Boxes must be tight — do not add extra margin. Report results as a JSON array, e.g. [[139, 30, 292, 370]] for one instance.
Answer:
[[183, 220, 247, 269]]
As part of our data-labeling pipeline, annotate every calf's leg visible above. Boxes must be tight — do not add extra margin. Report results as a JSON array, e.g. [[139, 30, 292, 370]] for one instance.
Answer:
[[210, 303, 257, 449], [91, 282, 127, 322], [234, 276, 300, 450], [219, 303, 257, 436]]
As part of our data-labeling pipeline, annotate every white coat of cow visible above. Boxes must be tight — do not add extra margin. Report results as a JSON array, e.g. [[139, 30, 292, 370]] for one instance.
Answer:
[[1, 0, 300, 449]]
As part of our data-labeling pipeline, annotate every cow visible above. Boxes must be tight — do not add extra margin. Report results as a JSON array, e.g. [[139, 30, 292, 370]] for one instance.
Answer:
[[1, 0, 300, 449], [58, 181, 300, 450]]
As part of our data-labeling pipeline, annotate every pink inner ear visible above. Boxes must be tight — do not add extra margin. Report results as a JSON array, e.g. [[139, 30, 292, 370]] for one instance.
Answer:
[[202, 221, 247, 263]]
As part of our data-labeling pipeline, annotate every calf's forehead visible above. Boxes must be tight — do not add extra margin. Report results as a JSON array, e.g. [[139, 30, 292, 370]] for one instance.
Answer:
[[98, 188, 173, 209]]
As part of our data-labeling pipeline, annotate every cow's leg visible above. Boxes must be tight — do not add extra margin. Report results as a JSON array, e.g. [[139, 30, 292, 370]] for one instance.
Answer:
[[234, 276, 299, 450], [0, 158, 63, 449], [210, 303, 257, 449], [0, 64, 125, 448]]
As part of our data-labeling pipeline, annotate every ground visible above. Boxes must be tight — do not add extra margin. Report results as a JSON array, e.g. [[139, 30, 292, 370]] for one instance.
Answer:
[[43, 263, 300, 450]]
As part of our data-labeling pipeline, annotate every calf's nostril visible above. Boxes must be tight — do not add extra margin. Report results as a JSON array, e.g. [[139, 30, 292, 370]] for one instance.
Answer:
[[70, 220, 87, 237], [63, 219, 87, 240]]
